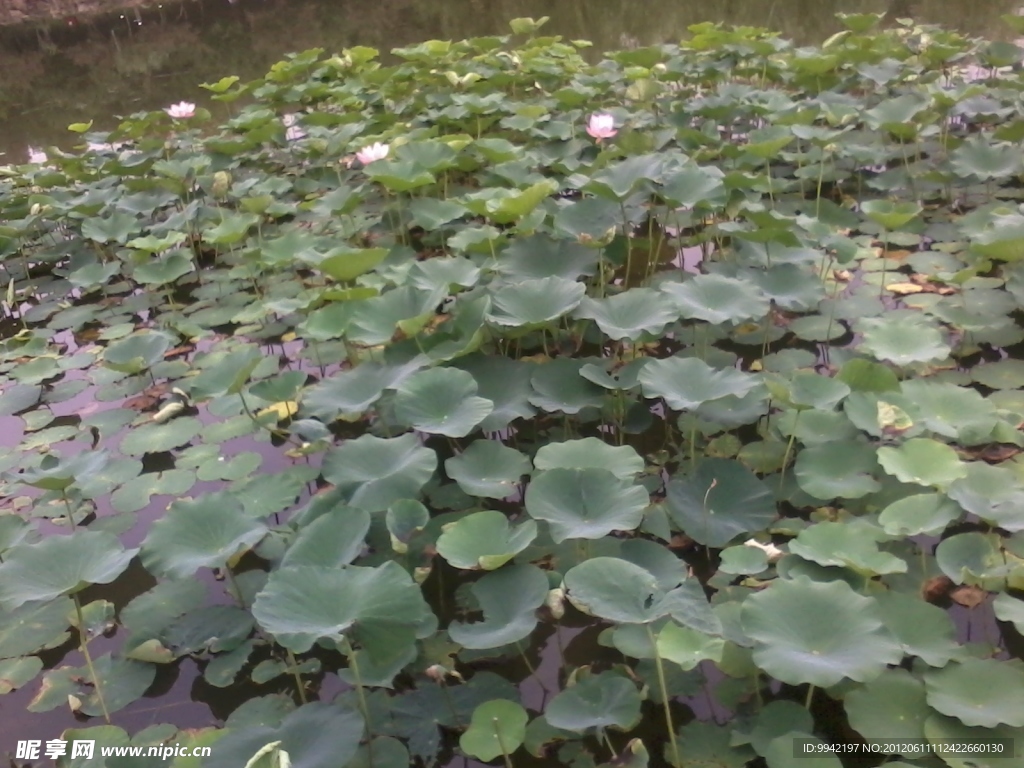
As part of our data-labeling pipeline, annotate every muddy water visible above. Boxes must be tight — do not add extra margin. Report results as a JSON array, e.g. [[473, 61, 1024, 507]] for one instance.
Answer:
[[2, 0, 1023, 161]]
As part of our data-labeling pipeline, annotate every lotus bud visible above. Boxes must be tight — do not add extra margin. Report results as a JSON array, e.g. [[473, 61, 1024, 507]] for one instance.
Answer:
[[653, 62, 668, 74], [743, 538, 784, 562], [29, 203, 41, 216], [212, 171, 232, 200], [545, 587, 566, 619]]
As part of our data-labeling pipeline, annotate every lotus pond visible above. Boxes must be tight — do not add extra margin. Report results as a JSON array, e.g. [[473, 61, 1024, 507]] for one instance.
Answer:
[[6, 11, 1024, 767]]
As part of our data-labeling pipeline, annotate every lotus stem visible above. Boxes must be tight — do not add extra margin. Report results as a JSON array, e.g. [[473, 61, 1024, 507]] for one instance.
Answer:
[[285, 649, 308, 704], [343, 636, 374, 766], [805, 683, 815, 710], [73, 593, 111, 723], [60, 490, 75, 529], [646, 624, 681, 768], [493, 718, 514, 768], [779, 411, 801, 488], [600, 727, 618, 759]]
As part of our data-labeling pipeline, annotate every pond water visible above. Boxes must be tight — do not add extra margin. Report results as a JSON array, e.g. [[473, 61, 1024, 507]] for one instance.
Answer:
[[1, 0, 1023, 162], [4, 2, 1024, 767]]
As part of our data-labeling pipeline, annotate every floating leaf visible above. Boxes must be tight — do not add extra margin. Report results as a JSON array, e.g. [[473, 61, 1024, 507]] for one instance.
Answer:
[[394, 368, 494, 438], [924, 658, 1024, 728], [639, 357, 761, 411], [545, 671, 642, 732], [436, 510, 537, 570], [448, 564, 548, 648], [444, 441, 530, 499], [526, 468, 648, 543], [321, 434, 436, 512], [459, 699, 528, 763]]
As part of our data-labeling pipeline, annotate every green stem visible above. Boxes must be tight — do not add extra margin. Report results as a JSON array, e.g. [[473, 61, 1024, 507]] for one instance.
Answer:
[[600, 727, 618, 759], [779, 410, 801, 487], [805, 683, 815, 710], [74, 593, 111, 724], [493, 719, 514, 768], [286, 649, 308, 705], [344, 637, 374, 767], [646, 625, 681, 768]]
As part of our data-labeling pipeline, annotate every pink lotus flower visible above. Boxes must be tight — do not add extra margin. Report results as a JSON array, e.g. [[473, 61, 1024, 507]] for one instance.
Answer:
[[165, 101, 196, 119], [26, 146, 48, 164], [355, 142, 389, 165], [586, 113, 617, 140]]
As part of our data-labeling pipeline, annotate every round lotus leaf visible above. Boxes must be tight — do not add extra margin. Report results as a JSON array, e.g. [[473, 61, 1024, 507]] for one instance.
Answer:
[[879, 492, 963, 537], [282, 507, 370, 568], [188, 346, 263, 400], [0, 532, 136, 609], [845, 668, 929, 749], [140, 492, 268, 579], [733, 700, 813, 756], [835, 358, 901, 393], [533, 438, 643, 480], [782, 371, 851, 411], [120, 417, 202, 456], [436, 510, 537, 571], [453, 354, 536, 431], [252, 562, 433, 653], [972, 358, 1024, 390], [385, 500, 430, 553], [639, 356, 761, 411], [206, 702, 365, 768], [35, 654, 155, 717], [459, 699, 527, 762], [788, 519, 907, 576], [935, 532, 1007, 589], [528, 357, 606, 414], [545, 671, 641, 733], [111, 468, 196, 514], [719, 545, 769, 574], [923, 713, 1024, 766], [994, 593, 1024, 634], [102, 331, 175, 375], [393, 367, 494, 438], [655, 621, 725, 671], [763, 734, 842, 768], [948, 462, 1024, 531], [673, 721, 756, 768], [486, 276, 586, 327], [301, 359, 425, 421], [563, 557, 673, 625], [877, 438, 967, 489], [861, 199, 922, 230], [875, 591, 963, 668], [665, 459, 776, 548], [444, 441, 530, 499], [0, 597, 73, 659], [857, 312, 950, 366], [794, 440, 881, 499], [0, 656, 42, 695], [661, 273, 770, 325], [321, 434, 437, 512], [899, 380, 998, 444], [525, 468, 648, 543], [448, 563, 548, 649], [740, 576, 902, 687], [924, 658, 1024, 728], [15, 449, 111, 492], [497, 234, 600, 282], [573, 289, 679, 340]]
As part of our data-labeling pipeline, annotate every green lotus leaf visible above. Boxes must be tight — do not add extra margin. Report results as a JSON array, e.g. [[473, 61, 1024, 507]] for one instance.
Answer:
[[971, 358, 1024, 390], [733, 700, 813, 756], [0, 532, 136, 609], [202, 211, 260, 245], [529, 357, 606, 414], [835, 358, 901, 393], [665, 459, 776, 548], [878, 492, 962, 537], [347, 286, 447, 345], [465, 180, 558, 223], [794, 440, 881, 499], [448, 563, 548, 648], [788, 519, 906, 576], [282, 507, 370, 568], [857, 312, 951, 366], [778, 371, 851, 411], [102, 331, 175, 375], [876, 438, 967, 489], [585, 153, 666, 200], [860, 199, 922, 230], [30, 654, 155, 717], [525, 468, 648, 543], [82, 211, 141, 244], [994, 593, 1024, 634], [252, 562, 433, 653], [140, 492, 268, 579], [545, 671, 642, 732], [935, 532, 1011, 589], [844, 669, 929, 749], [321, 434, 436, 512], [364, 160, 435, 191], [533, 437, 643, 480], [318, 247, 388, 282], [922, 713, 1024, 766], [407, 199, 470, 230], [900, 380, 999, 444], [924, 658, 1024, 728], [393, 368, 494, 438], [948, 462, 1024, 531], [661, 163, 727, 209], [385, 500, 430, 553], [205, 703, 365, 768], [763, 734, 841, 768], [15, 449, 111, 492], [189, 346, 263, 400], [459, 699, 527, 762], [301, 358, 427, 421], [0, 598, 73, 659], [950, 136, 1023, 179], [444, 441, 531, 499], [672, 721, 755, 768], [661, 273, 770, 325], [638, 357, 760, 411], [436, 510, 537, 570], [875, 592, 963, 667], [487, 276, 586, 327], [573, 289, 679, 340], [0, 656, 42, 695], [454, 355, 536, 430], [740, 576, 902, 686], [133, 250, 194, 286], [656, 621, 725, 671], [496, 234, 599, 282], [118, 417, 202, 456]]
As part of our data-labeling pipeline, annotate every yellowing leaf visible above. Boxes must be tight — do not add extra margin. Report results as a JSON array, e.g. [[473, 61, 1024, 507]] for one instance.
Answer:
[[886, 282, 924, 295], [257, 401, 298, 421]]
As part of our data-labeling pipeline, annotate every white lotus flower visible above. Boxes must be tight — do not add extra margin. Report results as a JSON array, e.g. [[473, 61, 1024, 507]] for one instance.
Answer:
[[355, 142, 389, 165], [164, 101, 196, 119]]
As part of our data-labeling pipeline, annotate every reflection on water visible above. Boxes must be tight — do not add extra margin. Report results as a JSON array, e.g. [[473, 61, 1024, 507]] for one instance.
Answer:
[[0, 0, 1022, 161]]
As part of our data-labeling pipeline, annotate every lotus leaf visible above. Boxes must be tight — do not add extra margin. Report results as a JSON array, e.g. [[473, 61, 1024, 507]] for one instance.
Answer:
[[545, 671, 642, 732], [448, 563, 548, 648], [0, 532, 136, 609], [459, 699, 528, 762], [436, 510, 537, 570], [525, 468, 648, 543], [925, 658, 1024, 728], [252, 562, 433, 653], [740, 576, 902, 686], [639, 357, 761, 411], [321, 434, 437, 512], [444, 441, 530, 499], [393, 367, 494, 437]]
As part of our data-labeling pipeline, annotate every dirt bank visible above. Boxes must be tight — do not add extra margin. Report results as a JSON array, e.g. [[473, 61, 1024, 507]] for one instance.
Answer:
[[0, 0, 158, 26]]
